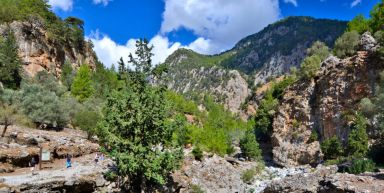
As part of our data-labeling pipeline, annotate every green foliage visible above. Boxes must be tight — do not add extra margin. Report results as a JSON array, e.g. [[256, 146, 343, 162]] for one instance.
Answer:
[[347, 113, 369, 158], [359, 98, 376, 117], [343, 158, 376, 174], [300, 55, 322, 79], [166, 91, 200, 115], [92, 62, 120, 98], [240, 130, 262, 161], [0, 30, 22, 89], [370, 1, 384, 32], [241, 168, 256, 184], [192, 146, 203, 161], [20, 72, 69, 128], [221, 17, 347, 73], [347, 14, 372, 34], [190, 184, 205, 193], [0, 104, 16, 137], [74, 109, 101, 139], [333, 31, 360, 58], [97, 39, 182, 191], [307, 41, 330, 61], [71, 65, 95, 101], [308, 130, 319, 143], [61, 61, 74, 90], [321, 136, 344, 160], [254, 89, 279, 138]]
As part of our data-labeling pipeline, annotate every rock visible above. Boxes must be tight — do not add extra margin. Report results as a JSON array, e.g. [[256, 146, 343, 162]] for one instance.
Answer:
[[0, 19, 97, 78], [271, 34, 384, 167], [360, 32, 377, 52]]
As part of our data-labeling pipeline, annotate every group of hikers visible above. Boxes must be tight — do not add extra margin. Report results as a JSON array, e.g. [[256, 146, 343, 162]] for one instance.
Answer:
[[29, 153, 105, 175]]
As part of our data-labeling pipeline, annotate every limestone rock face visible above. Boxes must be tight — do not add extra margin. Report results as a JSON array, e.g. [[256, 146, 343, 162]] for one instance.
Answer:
[[0, 19, 97, 77], [271, 33, 383, 167]]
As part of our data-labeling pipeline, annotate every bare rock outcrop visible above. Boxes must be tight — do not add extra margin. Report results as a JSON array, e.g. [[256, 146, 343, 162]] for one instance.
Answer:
[[0, 19, 97, 77], [271, 33, 383, 167], [264, 165, 384, 193]]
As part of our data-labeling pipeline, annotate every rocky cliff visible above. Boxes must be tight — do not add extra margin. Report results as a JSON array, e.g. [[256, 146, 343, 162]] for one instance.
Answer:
[[0, 19, 97, 77], [271, 33, 382, 167]]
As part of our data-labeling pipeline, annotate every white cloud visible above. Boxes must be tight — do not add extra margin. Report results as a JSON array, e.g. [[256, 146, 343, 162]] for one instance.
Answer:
[[93, 0, 113, 6], [48, 0, 73, 11], [89, 31, 182, 68], [160, 0, 280, 54], [351, 0, 362, 7], [284, 0, 298, 7]]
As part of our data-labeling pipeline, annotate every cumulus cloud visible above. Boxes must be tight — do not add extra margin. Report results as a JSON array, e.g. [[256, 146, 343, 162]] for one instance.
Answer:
[[88, 31, 182, 68], [93, 0, 113, 6], [284, 0, 298, 7], [160, 0, 280, 54], [48, 0, 73, 11], [350, 0, 362, 7]]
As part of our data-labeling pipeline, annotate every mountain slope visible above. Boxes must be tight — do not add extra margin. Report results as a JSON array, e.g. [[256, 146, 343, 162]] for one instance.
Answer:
[[163, 16, 347, 113]]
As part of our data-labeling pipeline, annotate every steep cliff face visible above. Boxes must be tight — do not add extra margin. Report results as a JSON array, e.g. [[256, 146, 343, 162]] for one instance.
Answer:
[[0, 19, 97, 77], [165, 49, 249, 113], [271, 33, 382, 167]]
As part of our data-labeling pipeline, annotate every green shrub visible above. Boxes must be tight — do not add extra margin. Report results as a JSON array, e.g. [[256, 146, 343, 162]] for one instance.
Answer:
[[300, 55, 322, 79], [104, 170, 118, 182], [308, 130, 319, 143], [359, 98, 376, 117], [241, 168, 256, 184], [321, 136, 344, 160], [344, 158, 375, 174], [240, 130, 262, 161], [333, 31, 360, 58], [307, 41, 330, 61], [190, 184, 205, 193], [71, 64, 95, 102], [192, 146, 203, 161], [73, 109, 101, 139], [347, 14, 372, 34]]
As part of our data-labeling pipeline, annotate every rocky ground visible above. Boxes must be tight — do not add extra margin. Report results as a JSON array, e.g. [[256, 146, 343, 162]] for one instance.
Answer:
[[172, 152, 384, 193], [0, 126, 116, 193]]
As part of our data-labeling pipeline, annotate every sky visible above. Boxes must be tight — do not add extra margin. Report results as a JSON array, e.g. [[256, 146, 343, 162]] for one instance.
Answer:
[[48, 0, 380, 67]]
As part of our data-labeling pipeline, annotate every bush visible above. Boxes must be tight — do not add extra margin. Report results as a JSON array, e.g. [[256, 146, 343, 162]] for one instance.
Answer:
[[333, 31, 360, 58], [190, 184, 205, 193], [300, 55, 322, 79], [192, 146, 203, 161], [307, 41, 330, 61], [240, 130, 262, 161], [308, 130, 319, 143], [71, 64, 95, 102], [347, 14, 372, 34], [343, 158, 375, 174], [321, 136, 344, 160], [73, 109, 101, 139], [241, 168, 256, 184], [359, 98, 376, 117]]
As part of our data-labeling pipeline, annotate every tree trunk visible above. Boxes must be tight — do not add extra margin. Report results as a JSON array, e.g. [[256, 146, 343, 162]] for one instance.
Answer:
[[1, 124, 8, 138]]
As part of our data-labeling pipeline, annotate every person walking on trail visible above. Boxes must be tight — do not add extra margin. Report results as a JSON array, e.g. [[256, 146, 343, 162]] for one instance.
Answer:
[[66, 154, 72, 168], [30, 157, 36, 175], [94, 153, 99, 164]]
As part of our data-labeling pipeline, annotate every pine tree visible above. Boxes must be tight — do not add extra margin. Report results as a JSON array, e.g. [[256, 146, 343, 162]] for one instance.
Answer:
[[0, 29, 22, 89], [97, 39, 182, 192], [71, 64, 95, 101], [347, 112, 369, 158]]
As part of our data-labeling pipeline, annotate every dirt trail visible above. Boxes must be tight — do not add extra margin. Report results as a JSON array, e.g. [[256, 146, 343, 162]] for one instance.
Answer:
[[0, 153, 110, 186]]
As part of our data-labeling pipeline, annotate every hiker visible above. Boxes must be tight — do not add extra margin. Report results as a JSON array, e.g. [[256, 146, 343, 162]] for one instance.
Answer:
[[66, 154, 72, 168], [100, 153, 105, 161], [94, 153, 99, 164], [30, 157, 36, 175]]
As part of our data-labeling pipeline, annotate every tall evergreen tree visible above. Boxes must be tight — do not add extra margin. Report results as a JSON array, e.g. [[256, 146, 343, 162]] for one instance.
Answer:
[[0, 29, 22, 89], [71, 64, 94, 101], [97, 39, 182, 192]]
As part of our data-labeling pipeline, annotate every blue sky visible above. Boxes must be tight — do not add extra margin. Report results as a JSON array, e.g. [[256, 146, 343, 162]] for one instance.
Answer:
[[48, 0, 380, 67]]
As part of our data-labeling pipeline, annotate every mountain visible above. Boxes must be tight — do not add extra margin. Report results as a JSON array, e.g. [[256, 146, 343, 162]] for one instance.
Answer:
[[163, 17, 347, 113]]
